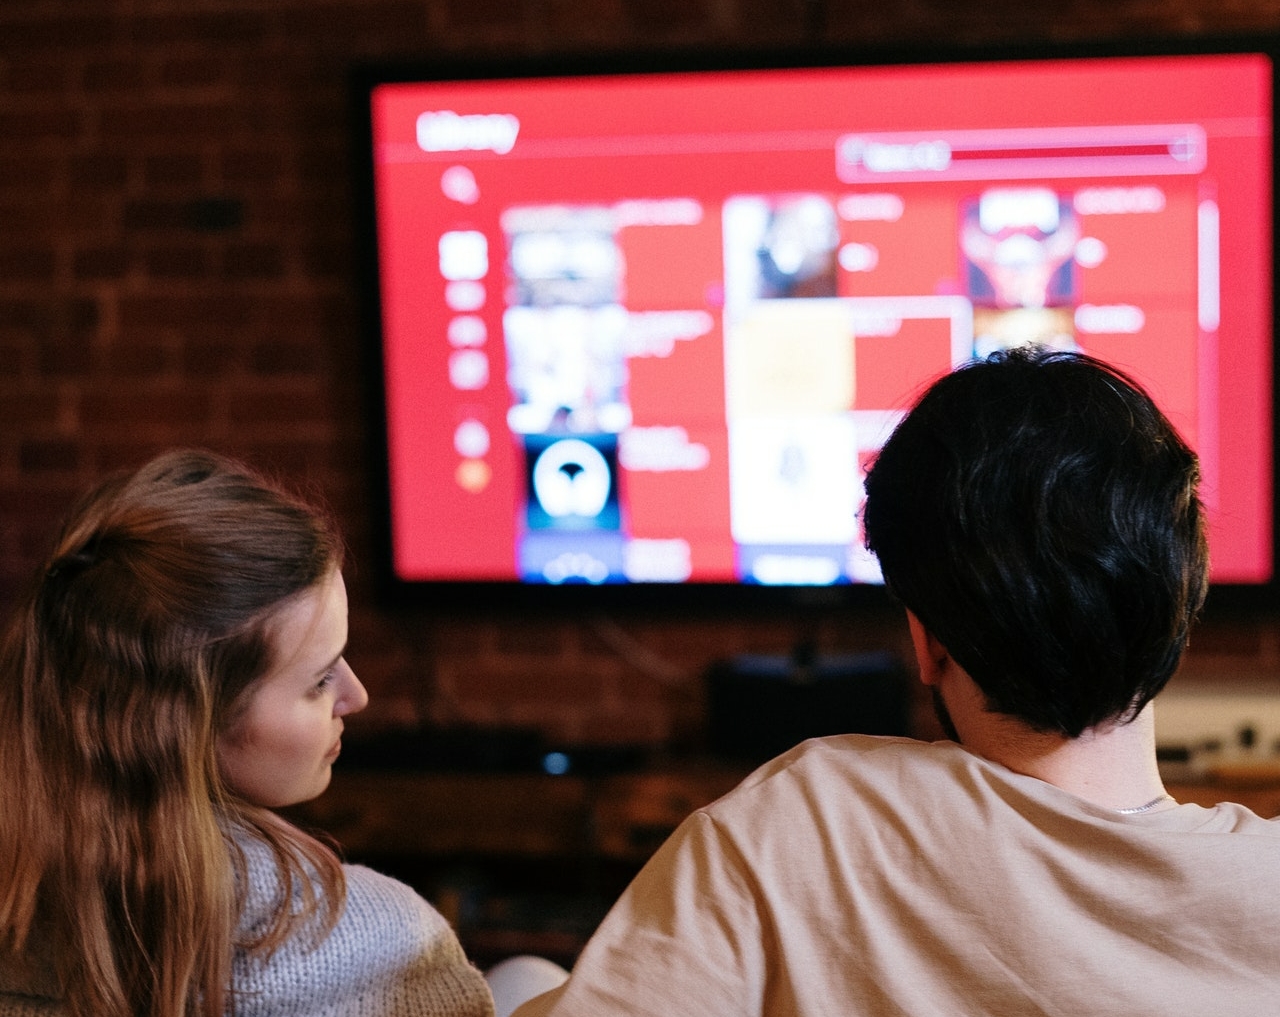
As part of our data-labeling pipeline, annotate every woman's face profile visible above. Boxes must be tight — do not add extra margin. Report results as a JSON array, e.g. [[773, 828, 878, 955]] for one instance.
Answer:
[[217, 568, 368, 808]]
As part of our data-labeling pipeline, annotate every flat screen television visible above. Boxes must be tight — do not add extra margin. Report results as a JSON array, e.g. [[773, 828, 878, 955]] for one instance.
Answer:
[[352, 36, 1277, 612]]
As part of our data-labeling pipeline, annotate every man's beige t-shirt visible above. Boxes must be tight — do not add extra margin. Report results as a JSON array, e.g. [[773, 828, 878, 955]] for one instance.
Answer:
[[516, 735, 1280, 1017]]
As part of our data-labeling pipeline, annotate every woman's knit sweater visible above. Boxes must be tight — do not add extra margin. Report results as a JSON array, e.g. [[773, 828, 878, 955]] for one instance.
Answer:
[[0, 835, 494, 1017]]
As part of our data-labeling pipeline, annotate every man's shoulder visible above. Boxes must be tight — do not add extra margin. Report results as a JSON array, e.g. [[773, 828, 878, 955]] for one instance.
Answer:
[[731, 733, 955, 792], [711, 733, 1280, 840], [700, 733, 965, 827]]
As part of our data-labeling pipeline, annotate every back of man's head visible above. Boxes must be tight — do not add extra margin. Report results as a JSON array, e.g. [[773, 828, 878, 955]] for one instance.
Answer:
[[862, 345, 1208, 738]]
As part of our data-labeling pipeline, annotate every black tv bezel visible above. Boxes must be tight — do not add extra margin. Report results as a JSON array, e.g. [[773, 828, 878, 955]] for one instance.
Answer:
[[350, 33, 1280, 618]]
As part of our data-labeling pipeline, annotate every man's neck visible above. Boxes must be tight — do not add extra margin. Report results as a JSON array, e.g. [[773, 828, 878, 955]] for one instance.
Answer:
[[944, 671, 1167, 811]]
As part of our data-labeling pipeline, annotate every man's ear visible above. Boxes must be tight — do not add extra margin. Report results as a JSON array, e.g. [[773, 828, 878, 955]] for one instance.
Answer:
[[905, 610, 950, 687]]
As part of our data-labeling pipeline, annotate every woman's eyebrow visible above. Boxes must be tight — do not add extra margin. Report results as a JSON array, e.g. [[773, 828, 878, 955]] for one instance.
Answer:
[[317, 644, 347, 676]]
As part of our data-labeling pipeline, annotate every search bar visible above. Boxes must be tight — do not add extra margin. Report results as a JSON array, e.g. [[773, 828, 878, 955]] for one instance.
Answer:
[[836, 124, 1207, 182]]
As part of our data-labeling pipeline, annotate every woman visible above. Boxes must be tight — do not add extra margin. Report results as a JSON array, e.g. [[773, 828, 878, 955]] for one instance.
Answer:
[[0, 449, 495, 1017]]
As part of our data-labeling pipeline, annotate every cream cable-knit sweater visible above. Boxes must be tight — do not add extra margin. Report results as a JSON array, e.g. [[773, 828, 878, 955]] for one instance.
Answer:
[[0, 834, 494, 1017]]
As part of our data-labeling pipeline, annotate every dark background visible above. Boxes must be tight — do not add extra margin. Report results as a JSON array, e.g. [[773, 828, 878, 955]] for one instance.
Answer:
[[4, 0, 1280, 760]]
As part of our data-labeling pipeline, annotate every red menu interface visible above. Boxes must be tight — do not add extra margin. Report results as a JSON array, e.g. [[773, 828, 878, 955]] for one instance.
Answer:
[[369, 52, 1273, 586]]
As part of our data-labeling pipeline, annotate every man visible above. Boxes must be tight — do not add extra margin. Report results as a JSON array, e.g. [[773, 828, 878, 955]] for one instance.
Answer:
[[514, 346, 1280, 1017]]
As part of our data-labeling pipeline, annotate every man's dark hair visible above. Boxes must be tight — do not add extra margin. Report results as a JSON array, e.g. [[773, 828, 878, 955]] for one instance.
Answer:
[[862, 345, 1208, 737]]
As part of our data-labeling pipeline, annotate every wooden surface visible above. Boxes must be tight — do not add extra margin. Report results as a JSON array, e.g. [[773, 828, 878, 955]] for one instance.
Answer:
[[1165, 777, 1280, 818]]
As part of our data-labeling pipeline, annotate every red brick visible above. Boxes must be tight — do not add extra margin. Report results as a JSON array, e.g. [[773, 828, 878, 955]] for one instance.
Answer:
[[0, 247, 57, 281], [19, 438, 80, 473], [2, 0, 1279, 771], [630, 0, 719, 33], [221, 148, 284, 184], [1183, 620, 1266, 659], [0, 339, 33, 379], [223, 383, 334, 426], [119, 293, 252, 330], [144, 153, 205, 188], [440, 660, 605, 707], [543, 0, 629, 46], [0, 480, 86, 521], [0, 108, 80, 143], [734, 0, 811, 42], [100, 102, 239, 139], [492, 618, 577, 657], [68, 154, 130, 190], [0, 202, 54, 235], [183, 333, 250, 377], [73, 246, 134, 280], [0, 15, 116, 52], [129, 11, 270, 46], [220, 437, 342, 477], [143, 245, 211, 279], [125, 199, 200, 231], [37, 341, 97, 379], [276, 2, 429, 44], [158, 55, 230, 89], [5, 297, 103, 351], [299, 240, 350, 277], [430, 616, 494, 656], [0, 387, 59, 427], [222, 242, 286, 279], [296, 145, 351, 185], [294, 95, 349, 135], [0, 154, 59, 189], [187, 197, 245, 233], [247, 338, 322, 376], [244, 292, 347, 332], [82, 58, 149, 92], [0, 298, 52, 332], [256, 194, 348, 230], [80, 385, 216, 432], [105, 339, 181, 379], [438, 0, 525, 32], [1, 58, 73, 94], [10, 198, 112, 235], [92, 441, 186, 475], [565, 707, 669, 747], [12, 499, 86, 563]]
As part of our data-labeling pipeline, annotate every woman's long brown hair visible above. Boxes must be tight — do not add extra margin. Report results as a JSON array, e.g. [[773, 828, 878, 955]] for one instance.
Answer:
[[0, 450, 347, 1017]]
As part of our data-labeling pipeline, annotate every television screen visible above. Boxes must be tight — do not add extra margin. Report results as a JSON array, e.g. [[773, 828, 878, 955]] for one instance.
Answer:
[[354, 39, 1275, 605]]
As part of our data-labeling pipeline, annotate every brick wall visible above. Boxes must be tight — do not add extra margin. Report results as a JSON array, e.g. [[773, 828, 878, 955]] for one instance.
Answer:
[[3, 0, 1280, 751]]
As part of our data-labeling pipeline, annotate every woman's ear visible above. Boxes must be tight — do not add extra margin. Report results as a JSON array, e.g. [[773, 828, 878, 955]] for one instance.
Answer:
[[905, 610, 951, 687]]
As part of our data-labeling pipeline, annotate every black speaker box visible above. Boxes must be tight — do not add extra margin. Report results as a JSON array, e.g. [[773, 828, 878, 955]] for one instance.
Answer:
[[706, 650, 909, 765]]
